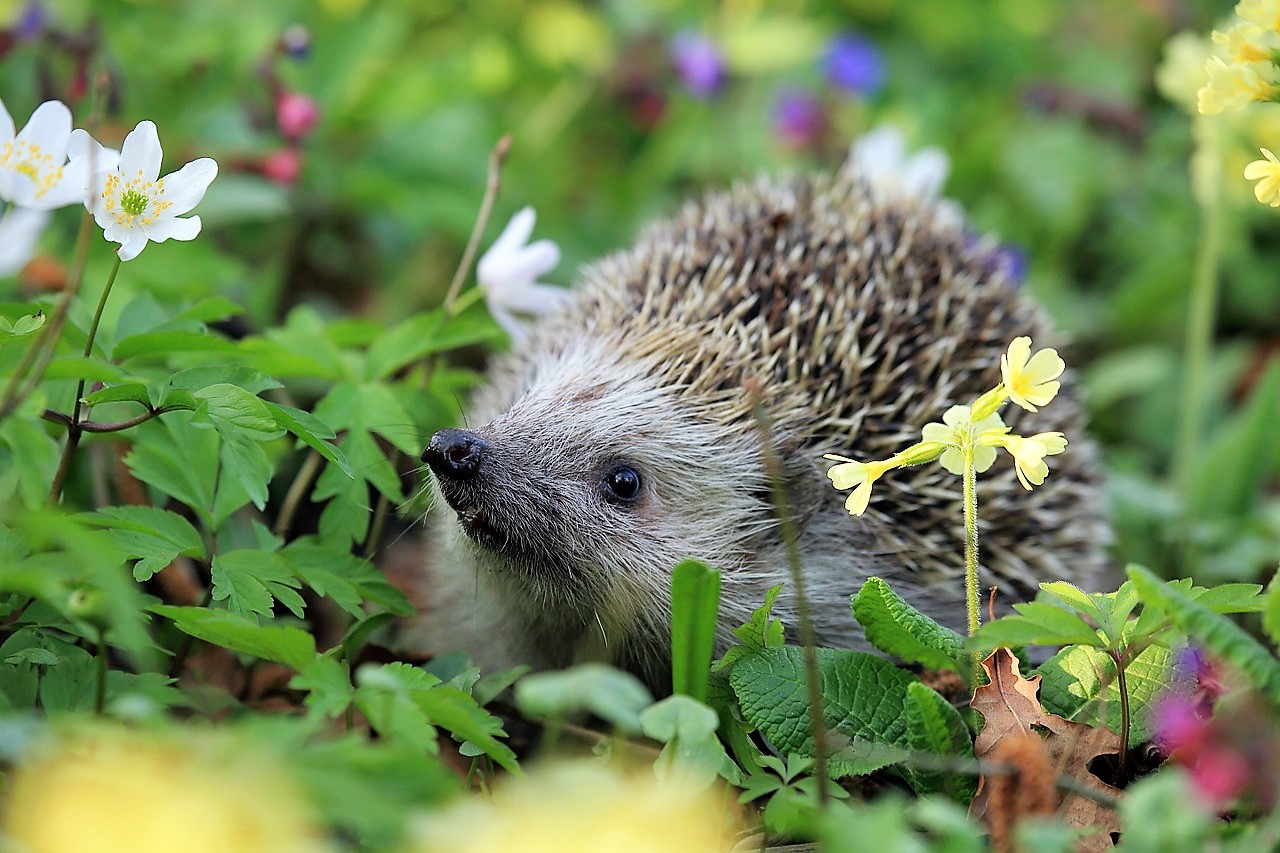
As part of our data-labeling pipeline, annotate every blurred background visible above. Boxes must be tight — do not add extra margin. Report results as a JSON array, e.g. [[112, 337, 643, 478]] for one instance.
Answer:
[[1, 0, 1277, 587]]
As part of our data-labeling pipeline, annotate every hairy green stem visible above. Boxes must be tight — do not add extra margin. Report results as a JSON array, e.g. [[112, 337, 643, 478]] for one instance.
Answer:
[[963, 443, 980, 638], [49, 255, 123, 505]]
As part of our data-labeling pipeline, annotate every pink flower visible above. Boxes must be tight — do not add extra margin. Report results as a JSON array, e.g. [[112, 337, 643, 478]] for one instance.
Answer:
[[1189, 748, 1250, 806], [1151, 693, 1209, 755], [275, 92, 319, 141], [262, 148, 302, 185]]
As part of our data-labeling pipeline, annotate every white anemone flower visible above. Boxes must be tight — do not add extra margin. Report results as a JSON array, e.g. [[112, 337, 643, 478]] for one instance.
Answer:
[[847, 125, 954, 208], [477, 206, 570, 344], [88, 120, 217, 261], [0, 99, 87, 210], [0, 207, 51, 275]]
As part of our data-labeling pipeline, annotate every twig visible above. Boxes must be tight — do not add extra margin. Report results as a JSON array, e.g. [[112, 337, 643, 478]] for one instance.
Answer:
[[42, 405, 182, 433], [274, 449, 323, 538]]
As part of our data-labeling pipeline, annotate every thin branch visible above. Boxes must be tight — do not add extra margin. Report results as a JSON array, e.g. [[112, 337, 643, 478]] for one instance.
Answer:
[[42, 405, 182, 433], [441, 133, 511, 314]]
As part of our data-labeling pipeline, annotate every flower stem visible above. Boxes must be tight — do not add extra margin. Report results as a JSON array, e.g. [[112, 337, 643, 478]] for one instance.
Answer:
[[963, 443, 980, 639], [95, 627, 109, 715], [1173, 116, 1223, 554], [49, 255, 123, 506]]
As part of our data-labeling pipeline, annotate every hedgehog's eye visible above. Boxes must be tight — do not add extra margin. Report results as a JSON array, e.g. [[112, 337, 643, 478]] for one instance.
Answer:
[[602, 464, 643, 504]]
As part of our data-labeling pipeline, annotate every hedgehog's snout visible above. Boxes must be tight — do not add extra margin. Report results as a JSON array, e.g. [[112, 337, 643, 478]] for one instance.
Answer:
[[423, 428, 490, 481]]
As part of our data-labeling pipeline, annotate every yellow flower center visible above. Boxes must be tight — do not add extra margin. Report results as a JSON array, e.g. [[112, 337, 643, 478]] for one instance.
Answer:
[[2, 140, 66, 199], [101, 171, 172, 227]]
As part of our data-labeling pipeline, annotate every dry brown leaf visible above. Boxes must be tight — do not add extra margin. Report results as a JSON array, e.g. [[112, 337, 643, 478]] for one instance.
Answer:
[[969, 648, 1124, 850]]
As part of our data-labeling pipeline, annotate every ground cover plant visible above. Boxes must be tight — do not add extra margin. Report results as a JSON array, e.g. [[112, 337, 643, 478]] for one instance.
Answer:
[[1, 0, 1280, 850]]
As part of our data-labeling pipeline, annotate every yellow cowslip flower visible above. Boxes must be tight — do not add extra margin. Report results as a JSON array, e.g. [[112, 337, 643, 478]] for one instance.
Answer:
[[824, 453, 901, 516], [1198, 57, 1279, 114], [1245, 148, 1280, 205], [999, 337, 1064, 413], [983, 431, 1068, 491], [411, 760, 741, 853], [1156, 31, 1216, 112], [6, 724, 326, 853], [919, 404, 1007, 476], [1213, 23, 1278, 63], [1237, 0, 1280, 32]]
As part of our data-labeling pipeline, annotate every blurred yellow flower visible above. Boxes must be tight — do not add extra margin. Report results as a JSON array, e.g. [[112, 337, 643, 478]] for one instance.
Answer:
[[411, 761, 741, 853], [983, 431, 1068, 490], [1157, 31, 1217, 112], [824, 454, 900, 516], [523, 2, 613, 72], [1236, 0, 1280, 31], [5, 725, 326, 853], [999, 336, 1064, 413], [1244, 147, 1280, 205], [1213, 23, 1278, 63], [1198, 56, 1278, 114], [920, 405, 1006, 476]]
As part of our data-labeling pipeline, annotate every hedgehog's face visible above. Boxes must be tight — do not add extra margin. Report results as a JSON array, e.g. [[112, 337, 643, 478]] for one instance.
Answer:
[[422, 340, 774, 620]]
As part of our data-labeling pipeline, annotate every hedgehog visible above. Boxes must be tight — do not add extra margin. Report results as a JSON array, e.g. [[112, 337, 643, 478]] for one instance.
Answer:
[[418, 134, 1109, 693]]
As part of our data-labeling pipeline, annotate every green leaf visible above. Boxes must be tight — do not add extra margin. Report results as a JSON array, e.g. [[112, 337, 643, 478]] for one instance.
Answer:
[[730, 583, 785, 652], [1187, 359, 1280, 519], [514, 663, 653, 735], [1127, 565, 1280, 705], [218, 430, 274, 511], [1191, 583, 1265, 613], [193, 383, 284, 439], [79, 506, 205, 581], [728, 646, 918, 777], [1038, 581, 1106, 627], [364, 304, 503, 380], [82, 383, 153, 407], [0, 417, 61, 509], [1265, 568, 1280, 648], [353, 663, 440, 754], [41, 356, 126, 383], [969, 601, 1104, 651], [1037, 643, 1173, 742], [291, 655, 354, 720], [853, 577, 967, 674], [903, 681, 974, 800], [124, 417, 218, 523], [670, 559, 721, 702], [113, 331, 238, 361], [640, 694, 742, 788], [281, 541, 414, 617], [410, 684, 520, 774], [152, 605, 316, 670], [264, 401, 352, 478], [210, 550, 305, 619], [166, 365, 282, 395]]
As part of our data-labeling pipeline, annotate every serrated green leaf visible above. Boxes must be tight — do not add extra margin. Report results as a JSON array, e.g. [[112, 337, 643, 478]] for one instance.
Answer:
[[211, 550, 305, 619], [670, 560, 721, 702], [113, 331, 237, 361], [411, 684, 520, 774], [514, 664, 653, 734], [166, 365, 282, 395], [364, 304, 502, 380], [353, 663, 441, 754], [1190, 583, 1265, 613], [281, 542, 414, 617], [1037, 643, 1173, 742], [903, 681, 974, 800], [152, 605, 316, 670], [218, 430, 274, 511], [730, 583, 785, 653], [265, 401, 352, 478], [853, 577, 966, 674], [82, 383, 152, 407], [79, 506, 205, 581], [728, 646, 918, 777], [1039, 581, 1105, 626], [193, 383, 283, 439], [291, 655, 354, 720], [0, 417, 60, 509], [1127, 565, 1280, 706]]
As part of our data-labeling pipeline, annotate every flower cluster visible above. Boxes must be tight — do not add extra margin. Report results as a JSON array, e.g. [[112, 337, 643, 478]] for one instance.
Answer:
[[825, 336, 1068, 516], [0, 96, 217, 268], [1197, 2, 1280, 116]]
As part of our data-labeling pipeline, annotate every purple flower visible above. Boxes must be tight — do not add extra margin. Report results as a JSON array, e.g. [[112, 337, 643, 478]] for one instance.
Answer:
[[16, 1, 46, 42], [669, 31, 725, 99], [772, 90, 827, 150], [822, 32, 884, 96]]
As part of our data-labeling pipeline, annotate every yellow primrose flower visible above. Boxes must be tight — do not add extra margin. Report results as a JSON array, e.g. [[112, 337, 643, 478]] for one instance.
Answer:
[[1213, 23, 1278, 63], [824, 454, 900, 516], [1236, 0, 1280, 31], [411, 760, 740, 853], [1245, 148, 1280, 205], [1000, 336, 1064, 413], [1157, 31, 1217, 112], [1198, 57, 1279, 114], [983, 432, 1068, 491], [919, 405, 1007, 476], [6, 724, 325, 853]]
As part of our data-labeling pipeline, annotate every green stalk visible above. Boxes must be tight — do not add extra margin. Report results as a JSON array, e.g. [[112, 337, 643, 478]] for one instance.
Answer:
[[49, 255, 123, 505], [1173, 116, 1223, 536], [963, 441, 980, 639]]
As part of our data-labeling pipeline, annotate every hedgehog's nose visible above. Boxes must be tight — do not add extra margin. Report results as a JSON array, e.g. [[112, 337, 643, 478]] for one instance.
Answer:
[[423, 428, 489, 480]]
